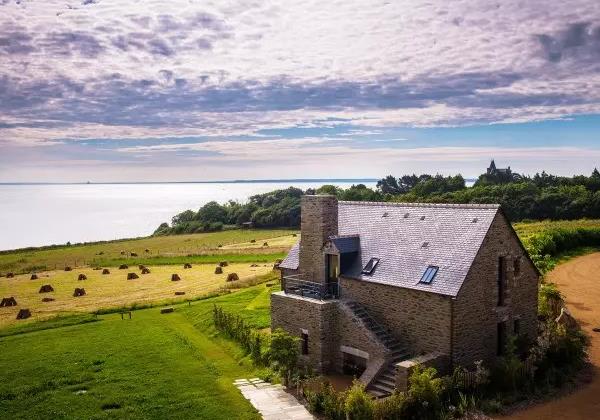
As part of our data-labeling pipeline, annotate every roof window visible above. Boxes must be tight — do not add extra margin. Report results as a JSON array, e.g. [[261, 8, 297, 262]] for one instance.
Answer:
[[361, 258, 380, 275], [420, 216, 426, 221], [382, 212, 389, 218], [472, 218, 478, 223], [421, 242, 429, 248], [404, 213, 410, 218], [420, 266, 439, 284]]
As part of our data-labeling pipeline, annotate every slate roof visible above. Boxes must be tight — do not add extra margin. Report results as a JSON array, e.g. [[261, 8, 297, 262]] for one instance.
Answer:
[[328, 235, 360, 254], [337, 201, 500, 297], [280, 201, 502, 297], [280, 242, 300, 270]]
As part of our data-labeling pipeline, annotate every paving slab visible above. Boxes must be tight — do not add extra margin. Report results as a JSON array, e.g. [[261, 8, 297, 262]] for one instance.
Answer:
[[234, 378, 314, 419]]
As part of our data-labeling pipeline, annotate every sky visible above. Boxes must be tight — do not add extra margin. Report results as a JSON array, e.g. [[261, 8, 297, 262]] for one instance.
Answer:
[[0, 0, 599, 182]]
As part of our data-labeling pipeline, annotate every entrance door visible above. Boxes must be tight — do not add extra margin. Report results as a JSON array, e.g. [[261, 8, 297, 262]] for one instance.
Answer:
[[326, 254, 339, 297]]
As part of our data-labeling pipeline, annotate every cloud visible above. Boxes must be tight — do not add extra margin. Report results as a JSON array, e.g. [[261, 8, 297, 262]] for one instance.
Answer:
[[0, 0, 599, 180]]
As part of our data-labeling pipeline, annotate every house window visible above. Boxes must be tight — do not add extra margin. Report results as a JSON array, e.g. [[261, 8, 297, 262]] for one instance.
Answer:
[[301, 332, 309, 355], [361, 258, 379, 275], [513, 257, 521, 277], [497, 322, 506, 356], [497, 256, 506, 306], [513, 319, 521, 335], [420, 266, 439, 284]]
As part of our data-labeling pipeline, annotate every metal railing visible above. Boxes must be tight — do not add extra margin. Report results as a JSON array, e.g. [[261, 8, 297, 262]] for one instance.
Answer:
[[282, 273, 339, 300]]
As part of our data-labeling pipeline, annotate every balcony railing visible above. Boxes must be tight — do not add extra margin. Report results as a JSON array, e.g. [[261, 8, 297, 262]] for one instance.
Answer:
[[282, 273, 339, 300]]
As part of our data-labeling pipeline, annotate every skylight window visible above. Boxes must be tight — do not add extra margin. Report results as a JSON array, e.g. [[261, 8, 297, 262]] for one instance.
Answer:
[[472, 218, 478, 223], [361, 258, 380, 275], [420, 266, 439, 284], [420, 216, 426, 221], [404, 213, 410, 218], [421, 242, 429, 248], [382, 212, 389, 218]]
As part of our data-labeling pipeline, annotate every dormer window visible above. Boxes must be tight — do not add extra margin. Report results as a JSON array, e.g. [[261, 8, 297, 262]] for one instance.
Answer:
[[361, 258, 379, 275], [420, 266, 439, 284]]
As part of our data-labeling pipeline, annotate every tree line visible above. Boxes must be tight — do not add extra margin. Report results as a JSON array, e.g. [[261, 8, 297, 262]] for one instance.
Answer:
[[154, 167, 600, 235]]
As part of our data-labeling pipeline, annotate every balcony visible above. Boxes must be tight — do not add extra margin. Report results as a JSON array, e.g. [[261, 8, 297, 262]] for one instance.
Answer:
[[282, 273, 339, 300]]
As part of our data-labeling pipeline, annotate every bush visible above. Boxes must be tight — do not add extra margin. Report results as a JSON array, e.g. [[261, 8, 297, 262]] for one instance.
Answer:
[[373, 391, 408, 419], [268, 328, 300, 383], [403, 365, 447, 420], [344, 380, 374, 420]]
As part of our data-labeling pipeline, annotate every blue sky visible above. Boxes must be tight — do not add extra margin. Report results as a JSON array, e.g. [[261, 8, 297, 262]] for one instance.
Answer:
[[0, 0, 599, 182]]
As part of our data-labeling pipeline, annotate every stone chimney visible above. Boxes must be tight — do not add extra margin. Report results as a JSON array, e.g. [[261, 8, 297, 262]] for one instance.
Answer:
[[299, 195, 338, 284]]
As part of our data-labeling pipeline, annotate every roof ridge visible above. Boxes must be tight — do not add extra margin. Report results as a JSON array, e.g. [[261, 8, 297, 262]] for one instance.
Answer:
[[338, 201, 501, 210]]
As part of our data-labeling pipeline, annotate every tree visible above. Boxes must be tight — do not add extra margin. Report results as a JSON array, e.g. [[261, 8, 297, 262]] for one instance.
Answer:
[[268, 328, 300, 383], [195, 201, 228, 224], [171, 209, 195, 226], [376, 175, 402, 195]]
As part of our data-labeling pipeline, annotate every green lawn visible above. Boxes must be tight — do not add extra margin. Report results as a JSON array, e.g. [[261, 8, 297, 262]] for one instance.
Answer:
[[0, 284, 277, 419], [0, 228, 298, 274]]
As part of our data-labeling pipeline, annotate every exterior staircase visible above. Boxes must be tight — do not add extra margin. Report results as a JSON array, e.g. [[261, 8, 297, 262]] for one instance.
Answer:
[[344, 301, 410, 398]]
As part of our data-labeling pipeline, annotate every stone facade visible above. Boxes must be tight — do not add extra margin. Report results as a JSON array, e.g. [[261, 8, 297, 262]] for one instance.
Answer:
[[298, 195, 338, 284], [340, 277, 453, 357], [451, 212, 539, 367]]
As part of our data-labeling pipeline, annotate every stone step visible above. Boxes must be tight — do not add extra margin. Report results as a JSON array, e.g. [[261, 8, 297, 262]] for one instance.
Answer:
[[370, 382, 395, 394], [378, 377, 396, 388], [367, 389, 387, 398]]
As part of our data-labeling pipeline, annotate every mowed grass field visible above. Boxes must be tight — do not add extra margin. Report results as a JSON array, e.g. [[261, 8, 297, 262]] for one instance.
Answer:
[[0, 229, 299, 274], [0, 284, 276, 419], [0, 263, 275, 327]]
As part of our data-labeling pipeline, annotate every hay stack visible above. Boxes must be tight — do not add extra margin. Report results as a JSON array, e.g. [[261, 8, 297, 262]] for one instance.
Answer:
[[102, 268, 110, 275], [98, 251, 104, 255], [141, 267, 151, 274], [174, 291, 185, 296], [39, 284, 54, 293], [184, 263, 192, 269], [73, 288, 86, 297], [42, 297, 55, 302], [263, 242, 269, 247], [226, 273, 239, 282], [218, 244, 223, 248], [64, 266, 72, 271], [0, 297, 17, 307], [6, 273, 14, 278], [16, 309, 31, 320], [219, 261, 228, 267], [144, 249, 150, 253], [171, 274, 181, 282], [161, 307, 174, 314], [292, 233, 297, 237], [131, 252, 138, 257], [127, 272, 139, 280], [119, 264, 128, 269], [250, 239, 256, 243], [138, 264, 145, 270], [214, 266, 223, 274], [30, 273, 38, 280], [120, 251, 126, 255], [78, 274, 87, 281]]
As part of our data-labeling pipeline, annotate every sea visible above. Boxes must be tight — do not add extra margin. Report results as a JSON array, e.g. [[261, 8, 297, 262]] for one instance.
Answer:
[[0, 180, 377, 251]]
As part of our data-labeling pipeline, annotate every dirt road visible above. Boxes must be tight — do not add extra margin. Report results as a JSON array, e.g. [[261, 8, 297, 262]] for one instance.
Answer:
[[504, 253, 600, 420]]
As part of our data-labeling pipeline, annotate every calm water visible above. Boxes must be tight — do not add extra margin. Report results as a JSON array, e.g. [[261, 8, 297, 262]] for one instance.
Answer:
[[0, 181, 376, 251]]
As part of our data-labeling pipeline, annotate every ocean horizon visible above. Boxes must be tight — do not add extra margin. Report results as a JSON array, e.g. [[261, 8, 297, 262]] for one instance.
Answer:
[[0, 179, 381, 251]]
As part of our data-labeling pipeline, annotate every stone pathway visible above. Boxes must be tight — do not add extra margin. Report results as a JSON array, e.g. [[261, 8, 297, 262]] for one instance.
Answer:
[[234, 378, 314, 420]]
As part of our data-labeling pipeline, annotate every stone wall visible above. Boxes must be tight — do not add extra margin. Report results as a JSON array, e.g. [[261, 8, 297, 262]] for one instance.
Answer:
[[452, 212, 539, 368], [340, 277, 453, 357], [271, 291, 338, 372], [299, 195, 338, 284]]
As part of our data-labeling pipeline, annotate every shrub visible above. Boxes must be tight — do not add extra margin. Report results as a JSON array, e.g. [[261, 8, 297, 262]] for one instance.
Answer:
[[373, 391, 408, 419], [344, 380, 374, 420], [404, 365, 447, 420], [268, 328, 300, 383]]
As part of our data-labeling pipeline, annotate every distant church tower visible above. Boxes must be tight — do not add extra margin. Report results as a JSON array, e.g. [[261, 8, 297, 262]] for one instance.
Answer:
[[487, 159, 497, 175]]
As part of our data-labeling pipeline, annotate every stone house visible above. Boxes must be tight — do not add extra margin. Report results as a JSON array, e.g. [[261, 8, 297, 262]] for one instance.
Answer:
[[271, 195, 539, 397]]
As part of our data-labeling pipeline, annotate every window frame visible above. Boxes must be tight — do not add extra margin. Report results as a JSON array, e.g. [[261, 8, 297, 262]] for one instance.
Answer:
[[361, 257, 380, 275], [419, 265, 439, 284]]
